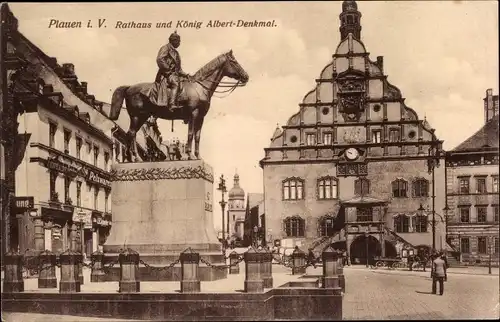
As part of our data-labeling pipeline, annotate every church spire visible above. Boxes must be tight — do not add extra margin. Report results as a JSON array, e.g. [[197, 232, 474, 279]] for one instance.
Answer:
[[339, 0, 362, 40]]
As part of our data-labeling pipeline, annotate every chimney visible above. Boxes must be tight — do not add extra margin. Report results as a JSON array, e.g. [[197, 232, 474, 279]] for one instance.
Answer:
[[484, 88, 499, 124]]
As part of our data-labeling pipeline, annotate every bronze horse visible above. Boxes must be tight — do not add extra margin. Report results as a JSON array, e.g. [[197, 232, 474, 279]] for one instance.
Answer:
[[108, 50, 249, 161]]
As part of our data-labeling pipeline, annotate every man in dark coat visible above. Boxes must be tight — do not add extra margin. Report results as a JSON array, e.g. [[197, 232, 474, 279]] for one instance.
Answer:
[[432, 252, 447, 295], [155, 31, 192, 111]]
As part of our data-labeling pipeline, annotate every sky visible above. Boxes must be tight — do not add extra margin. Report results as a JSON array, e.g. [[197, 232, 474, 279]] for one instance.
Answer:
[[10, 1, 499, 231]]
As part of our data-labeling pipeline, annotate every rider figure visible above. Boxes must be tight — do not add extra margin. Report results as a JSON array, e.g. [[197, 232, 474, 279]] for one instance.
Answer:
[[155, 31, 192, 112]]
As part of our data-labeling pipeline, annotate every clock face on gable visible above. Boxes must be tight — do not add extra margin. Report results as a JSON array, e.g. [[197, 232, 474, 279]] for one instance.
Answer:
[[345, 148, 360, 161]]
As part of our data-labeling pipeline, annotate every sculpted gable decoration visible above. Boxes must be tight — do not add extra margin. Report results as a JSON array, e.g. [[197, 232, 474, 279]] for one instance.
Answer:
[[336, 70, 366, 122]]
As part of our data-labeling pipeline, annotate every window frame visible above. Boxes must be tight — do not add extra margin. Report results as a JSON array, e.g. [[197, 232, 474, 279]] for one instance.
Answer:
[[460, 237, 470, 253], [75, 136, 83, 160], [388, 128, 400, 142], [282, 177, 305, 201], [317, 176, 338, 200], [354, 177, 370, 196], [475, 177, 487, 194], [458, 177, 470, 194], [49, 122, 57, 148], [459, 206, 470, 223], [322, 132, 333, 145], [284, 216, 305, 238], [392, 179, 408, 198], [413, 178, 429, 197], [372, 129, 382, 143], [478, 237, 487, 254], [476, 206, 487, 223], [305, 132, 316, 146]]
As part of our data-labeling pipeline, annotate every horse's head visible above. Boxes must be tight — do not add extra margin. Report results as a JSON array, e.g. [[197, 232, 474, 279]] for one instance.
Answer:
[[223, 50, 249, 85]]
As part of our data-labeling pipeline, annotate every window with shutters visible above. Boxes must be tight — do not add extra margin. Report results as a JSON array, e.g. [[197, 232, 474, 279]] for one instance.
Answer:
[[284, 216, 305, 237]]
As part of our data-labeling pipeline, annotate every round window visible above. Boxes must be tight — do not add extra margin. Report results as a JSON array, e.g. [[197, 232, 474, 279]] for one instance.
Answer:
[[322, 107, 330, 115], [290, 135, 298, 143], [408, 131, 416, 139], [373, 104, 381, 112]]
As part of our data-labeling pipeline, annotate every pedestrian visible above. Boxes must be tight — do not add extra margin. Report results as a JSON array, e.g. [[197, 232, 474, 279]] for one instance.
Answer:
[[432, 252, 447, 295]]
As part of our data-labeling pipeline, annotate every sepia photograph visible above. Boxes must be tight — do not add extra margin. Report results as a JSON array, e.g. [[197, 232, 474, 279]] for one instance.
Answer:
[[1, 1, 499, 320]]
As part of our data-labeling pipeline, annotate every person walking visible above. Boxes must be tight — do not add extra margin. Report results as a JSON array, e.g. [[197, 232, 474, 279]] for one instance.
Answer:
[[307, 248, 317, 269], [432, 252, 447, 295]]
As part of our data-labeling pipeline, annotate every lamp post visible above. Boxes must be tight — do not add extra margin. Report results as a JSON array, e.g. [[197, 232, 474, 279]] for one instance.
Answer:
[[488, 236, 493, 275], [364, 227, 369, 268], [426, 140, 441, 254], [217, 175, 227, 248]]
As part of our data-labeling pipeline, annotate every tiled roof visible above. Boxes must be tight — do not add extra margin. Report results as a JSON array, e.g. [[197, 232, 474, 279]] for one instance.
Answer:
[[452, 115, 499, 152]]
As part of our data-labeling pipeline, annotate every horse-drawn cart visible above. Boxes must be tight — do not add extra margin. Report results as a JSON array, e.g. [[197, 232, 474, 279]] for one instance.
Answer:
[[373, 257, 402, 269]]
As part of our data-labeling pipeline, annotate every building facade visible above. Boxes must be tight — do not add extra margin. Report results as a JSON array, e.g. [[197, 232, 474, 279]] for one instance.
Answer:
[[1, 4, 166, 256], [227, 173, 246, 240], [445, 89, 499, 265], [243, 193, 264, 247], [260, 0, 446, 264]]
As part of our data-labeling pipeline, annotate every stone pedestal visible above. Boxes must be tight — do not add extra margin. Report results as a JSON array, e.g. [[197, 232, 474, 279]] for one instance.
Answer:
[[90, 251, 106, 282], [180, 250, 201, 293], [260, 250, 273, 288], [244, 248, 264, 293], [38, 250, 57, 288], [119, 249, 140, 293], [59, 250, 81, 293], [103, 160, 226, 281], [321, 247, 341, 291], [2, 251, 24, 293]]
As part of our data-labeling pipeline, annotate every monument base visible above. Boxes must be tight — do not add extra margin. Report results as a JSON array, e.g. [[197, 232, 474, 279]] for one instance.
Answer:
[[103, 160, 226, 282]]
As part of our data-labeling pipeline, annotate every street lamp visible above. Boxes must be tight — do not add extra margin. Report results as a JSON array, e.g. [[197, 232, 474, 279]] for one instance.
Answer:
[[426, 140, 441, 253], [217, 175, 227, 248]]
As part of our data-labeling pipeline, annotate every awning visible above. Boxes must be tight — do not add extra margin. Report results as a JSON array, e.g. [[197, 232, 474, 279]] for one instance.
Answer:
[[340, 195, 388, 206]]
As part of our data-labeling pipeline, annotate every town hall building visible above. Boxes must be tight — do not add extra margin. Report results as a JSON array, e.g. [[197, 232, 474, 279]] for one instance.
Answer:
[[260, 0, 446, 264]]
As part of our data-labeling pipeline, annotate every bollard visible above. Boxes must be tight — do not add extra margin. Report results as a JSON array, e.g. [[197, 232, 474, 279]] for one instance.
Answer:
[[90, 251, 106, 282], [337, 253, 345, 292], [244, 247, 264, 293], [59, 249, 81, 293], [321, 247, 341, 289], [229, 251, 240, 275], [292, 247, 307, 275], [119, 248, 140, 293], [260, 248, 273, 288], [180, 249, 201, 293], [3, 251, 24, 293], [38, 250, 57, 288]]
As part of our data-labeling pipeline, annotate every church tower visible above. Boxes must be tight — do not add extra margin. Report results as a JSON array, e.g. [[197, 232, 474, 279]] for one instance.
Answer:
[[339, 0, 362, 40], [227, 172, 246, 239]]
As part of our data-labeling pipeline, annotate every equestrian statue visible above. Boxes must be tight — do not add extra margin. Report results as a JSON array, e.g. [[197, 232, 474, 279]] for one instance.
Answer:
[[108, 31, 249, 161]]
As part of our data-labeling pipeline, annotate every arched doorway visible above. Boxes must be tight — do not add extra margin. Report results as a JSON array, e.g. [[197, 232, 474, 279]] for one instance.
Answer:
[[350, 235, 381, 265]]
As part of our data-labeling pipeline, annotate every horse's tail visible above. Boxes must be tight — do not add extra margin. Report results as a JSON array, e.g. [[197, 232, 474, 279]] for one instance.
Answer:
[[109, 86, 130, 120]]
